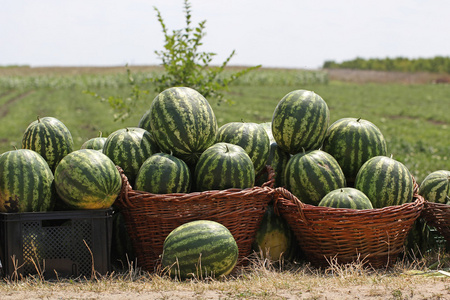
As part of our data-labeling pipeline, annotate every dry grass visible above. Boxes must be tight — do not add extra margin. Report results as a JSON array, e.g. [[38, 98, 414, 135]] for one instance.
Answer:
[[1, 251, 449, 299]]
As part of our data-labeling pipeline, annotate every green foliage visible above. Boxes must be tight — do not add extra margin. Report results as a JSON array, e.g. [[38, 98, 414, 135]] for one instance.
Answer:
[[323, 56, 450, 74], [150, 0, 261, 100], [85, 0, 261, 122]]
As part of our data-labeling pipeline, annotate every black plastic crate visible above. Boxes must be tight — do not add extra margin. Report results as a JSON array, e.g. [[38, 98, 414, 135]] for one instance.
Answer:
[[0, 208, 113, 279]]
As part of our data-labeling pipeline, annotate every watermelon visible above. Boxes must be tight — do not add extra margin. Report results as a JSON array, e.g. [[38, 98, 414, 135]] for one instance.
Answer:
[[284, 149, 346, 205], [22, 116, 74, 172], [354, 155, 414, 208], [194, 142, 255, 191], [135, 153, 191, 194], [271, 90, 330, 154], [322, 117, 387, 186], [215, 122, 270, 174], [0, 149, 55, 212], [161, 220, 238, 279], [419, 170, 450, 204], [103, 127, 159, 186], [81, 132, 107, 150], [255, 142, 290, 188], [252, 204, 295, 261], [148, 87, 218, 166], [318, 188, 373, 209], [54, 149, 122, 210]]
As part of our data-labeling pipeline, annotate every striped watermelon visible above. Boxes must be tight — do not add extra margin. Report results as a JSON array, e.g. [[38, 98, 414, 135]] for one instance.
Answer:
[[103, 127, 159, 186], [54, 149, 122, 210], [148, 87, 218, 166], [135, 153, 191, 194], [318, 188, 373, 209], [284, 149, 346, 205], [322, 117, 387, 186], [354, 155, 414, 208], [255, 142, 291, 188], [194, 142, 255, 191], [81, 132, 107, 150], [419, 170, 450, 204], [161, 220, 238, 279], [0, 149, 55, 212], [252, 204, 295, 261], [215, 122, 270, 174], [271, 90, 330, 154], [22, 116, 74, 172]]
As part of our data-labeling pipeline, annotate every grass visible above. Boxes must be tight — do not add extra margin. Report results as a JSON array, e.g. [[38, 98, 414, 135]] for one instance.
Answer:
[[1, 251, 450, 299], [0, 67, 448, 183]]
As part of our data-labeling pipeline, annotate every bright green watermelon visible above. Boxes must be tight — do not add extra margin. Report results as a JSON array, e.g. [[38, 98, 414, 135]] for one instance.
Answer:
[[271, 90, 330, 154], [0, 149, 55, 212], [161, 220, 238, 279], [135, 153, 191, 194], [318, 188, 373, 209], [148, 87, 218, 166], [215, 122, 270, 174], [355, 155, 414, 208], [284, 149, 346, 205], [81, 132, 107, 150], [54, 149, 122, 210], [194, 142, 255, 192], [252, 204, 295, 261], [419, 170, 450, 204], [322, 117, 387, 186], [103, 127, 159, 186], [22, 116, 74, 172]]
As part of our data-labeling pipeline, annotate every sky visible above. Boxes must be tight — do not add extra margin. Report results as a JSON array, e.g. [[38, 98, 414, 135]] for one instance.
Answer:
[[1, 0, 449, 70]]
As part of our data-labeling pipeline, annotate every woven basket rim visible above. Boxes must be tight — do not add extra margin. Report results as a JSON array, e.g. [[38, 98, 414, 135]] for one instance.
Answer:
[[115, 165, 275, 209], [274, 186, 425, 222]]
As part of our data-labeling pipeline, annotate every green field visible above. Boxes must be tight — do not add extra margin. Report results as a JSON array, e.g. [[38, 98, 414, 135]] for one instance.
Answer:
[[0, 67, 448, 183]]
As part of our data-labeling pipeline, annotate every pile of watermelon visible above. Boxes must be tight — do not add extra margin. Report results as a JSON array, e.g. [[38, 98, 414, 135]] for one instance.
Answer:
[[0, 85, 448, 278]]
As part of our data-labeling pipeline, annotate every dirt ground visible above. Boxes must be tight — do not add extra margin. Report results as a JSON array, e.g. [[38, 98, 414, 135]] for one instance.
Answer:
[[1, 280, 449, 299]]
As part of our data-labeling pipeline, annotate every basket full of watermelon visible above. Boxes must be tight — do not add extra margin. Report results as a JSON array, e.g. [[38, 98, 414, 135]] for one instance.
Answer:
[[267, 89, 425, 268], [114, 87, 277, 273], [418, 170, 450, 244]]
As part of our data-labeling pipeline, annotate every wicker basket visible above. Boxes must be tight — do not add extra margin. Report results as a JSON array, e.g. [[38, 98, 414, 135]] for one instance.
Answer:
[[421, 201, 450, 244], [274, 187, 425, 268], [114, 166, 276, 272]]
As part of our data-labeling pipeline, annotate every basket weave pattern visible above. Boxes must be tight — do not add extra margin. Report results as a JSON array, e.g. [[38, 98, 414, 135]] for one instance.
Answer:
[[115, 166, 276, 272], [421, 201, 450, 243], [274, 187, 425, 268]]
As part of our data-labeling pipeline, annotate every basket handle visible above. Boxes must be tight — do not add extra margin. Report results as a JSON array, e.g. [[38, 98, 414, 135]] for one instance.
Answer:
[[115, 166, 135, 209], [274, 187, 309, 224], [259, 165, 275, 188]]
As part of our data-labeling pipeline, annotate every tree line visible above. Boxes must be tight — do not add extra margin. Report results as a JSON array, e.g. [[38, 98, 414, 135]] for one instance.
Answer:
[[323, 56, 450, 74]]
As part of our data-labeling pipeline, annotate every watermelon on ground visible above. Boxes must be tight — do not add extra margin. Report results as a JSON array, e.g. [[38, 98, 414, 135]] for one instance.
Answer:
[[161, 220, 238, 279]]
